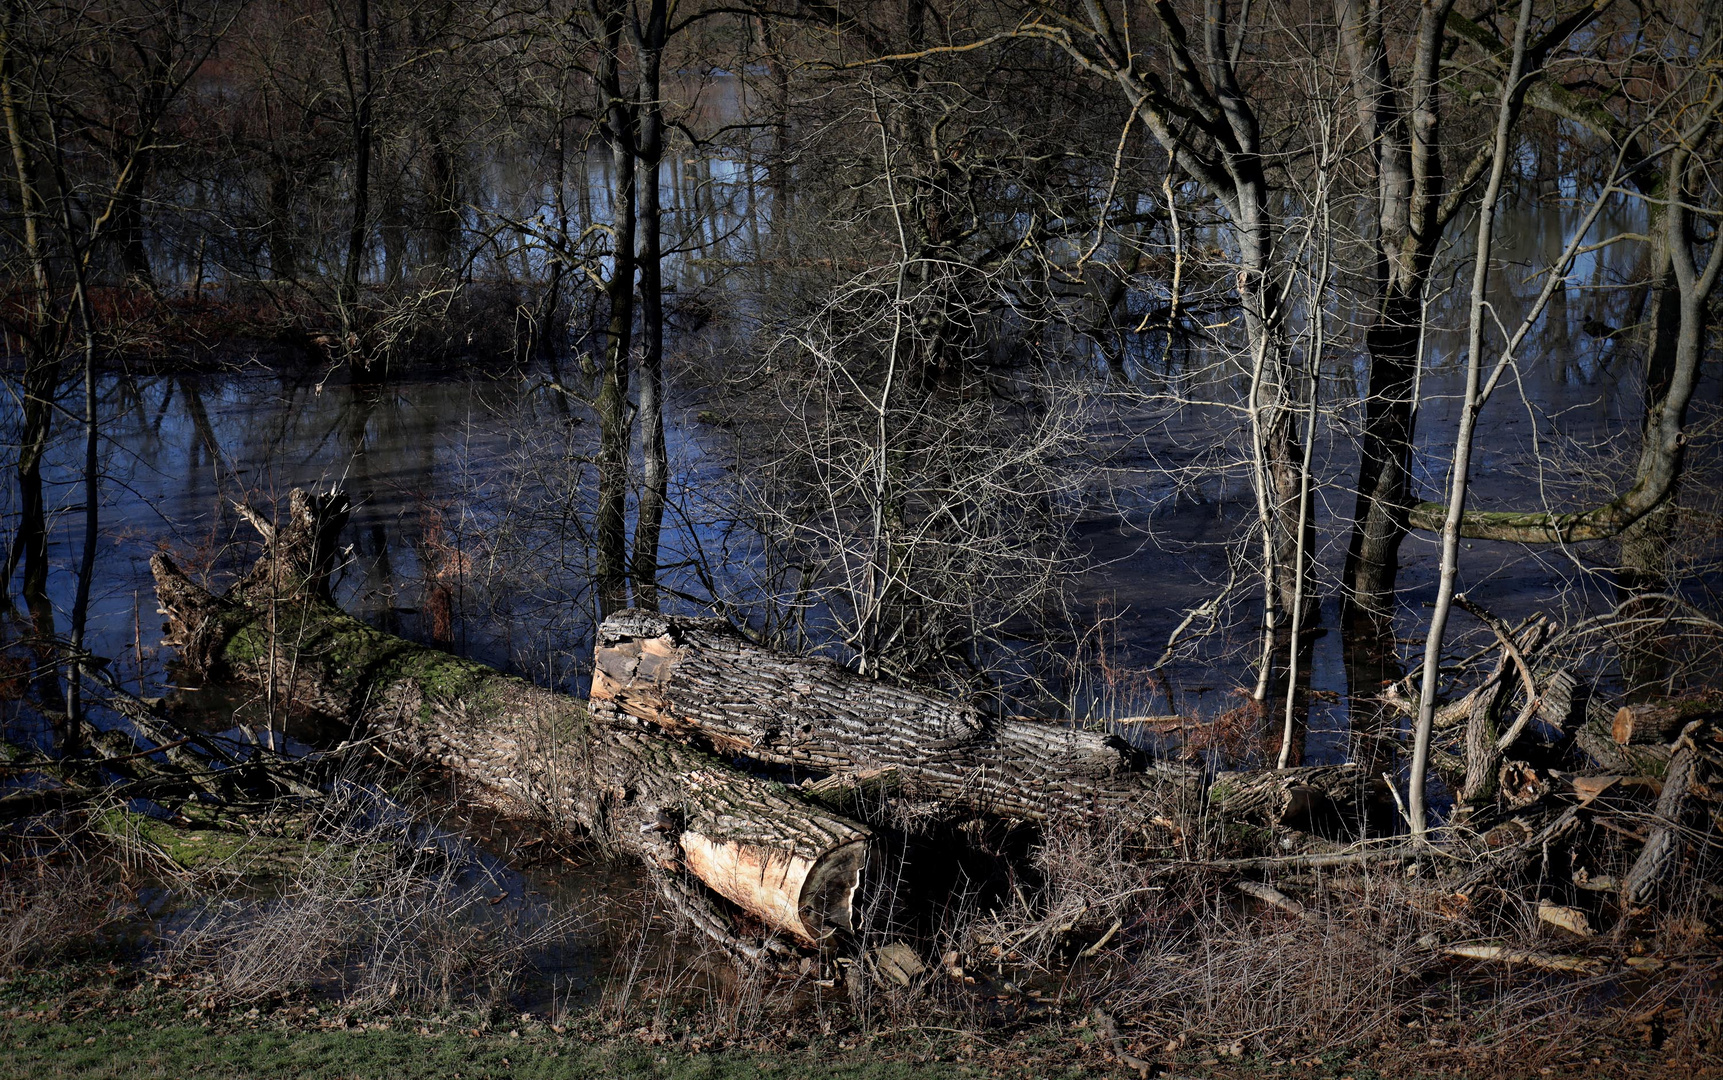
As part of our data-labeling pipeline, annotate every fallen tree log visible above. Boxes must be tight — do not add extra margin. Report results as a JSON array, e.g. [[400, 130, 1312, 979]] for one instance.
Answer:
[[1207, 765, 1377, 829], [592, 612, 1372, 832], [1613, 696, 1723, 745], [591, 611, 1209, 827], [1622, 719, 1721, 908], [151, 491, 869, 948]]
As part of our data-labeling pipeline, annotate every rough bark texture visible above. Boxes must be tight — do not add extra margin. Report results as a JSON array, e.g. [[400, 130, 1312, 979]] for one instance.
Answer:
[[1456, 619, 1551, 809], [151, 499, 869, 947], [592, 0, 637, 616], [1207, 764, 1377, 830], [1622, 720, 1717, 907], [593, 611, 1215, 829], [1335, 0, 1460, 618], [629, 0, 669, 611]]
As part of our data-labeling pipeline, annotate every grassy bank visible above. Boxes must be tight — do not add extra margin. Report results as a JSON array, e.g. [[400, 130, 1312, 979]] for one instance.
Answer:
[[1, 1013, 996, 1080], [0, 966, 1092, 1080], [1, 965, 1715, 1080]]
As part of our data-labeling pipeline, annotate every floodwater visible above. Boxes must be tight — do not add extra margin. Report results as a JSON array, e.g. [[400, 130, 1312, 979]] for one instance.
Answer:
[[16, 89, 1713, 760], [11, 287, 1714, 758], [3, 142, 1720, 1004]]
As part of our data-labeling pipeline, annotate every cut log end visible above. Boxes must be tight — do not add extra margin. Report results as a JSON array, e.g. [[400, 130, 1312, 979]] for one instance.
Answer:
[[678, 832, 868, 943], [1613, 699, 1722, 745]]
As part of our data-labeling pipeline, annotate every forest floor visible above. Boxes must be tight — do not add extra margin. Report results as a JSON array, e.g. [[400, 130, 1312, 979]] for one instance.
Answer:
[[1, 962, 1716, 1080]]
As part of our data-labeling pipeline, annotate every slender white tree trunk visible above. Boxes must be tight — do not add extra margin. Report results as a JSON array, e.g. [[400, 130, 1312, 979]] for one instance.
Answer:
[[1406, 0, 1533, 839]]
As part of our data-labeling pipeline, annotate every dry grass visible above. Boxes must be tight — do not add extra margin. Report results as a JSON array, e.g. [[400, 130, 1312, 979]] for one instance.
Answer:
[[0, 854, 132, 973], [587, 811, 1720, 1070], [155, 791, 584, 1012]]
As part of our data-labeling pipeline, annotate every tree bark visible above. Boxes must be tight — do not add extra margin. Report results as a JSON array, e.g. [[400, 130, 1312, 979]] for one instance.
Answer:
[[593, 611, 1215, 830], [1408, 0, 1534, 839], [150, 493, 871, 948], [1208, 764, 1376, 830], [0, 14, 57, 621], [1622, 720, 1719, 908], [1342, 0, 1599, 608], [630, 0, 669, 611], [341, 0, 373, 296], [1613, 698, 1723, 746], [592, 0, 636, 616]]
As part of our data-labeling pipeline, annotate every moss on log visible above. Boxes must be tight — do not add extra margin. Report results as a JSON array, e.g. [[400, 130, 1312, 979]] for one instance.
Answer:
[[150, 494, 870, 947]]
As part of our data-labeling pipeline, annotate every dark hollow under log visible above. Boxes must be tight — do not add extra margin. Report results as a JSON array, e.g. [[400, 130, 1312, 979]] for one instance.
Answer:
[[151, 493, 870, 948]]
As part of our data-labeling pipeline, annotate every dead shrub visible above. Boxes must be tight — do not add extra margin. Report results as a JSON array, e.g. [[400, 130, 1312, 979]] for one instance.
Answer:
[[965, 817, 1148, 972], [1098, 882, 1426, 1056], [0, 856, 129, 972]]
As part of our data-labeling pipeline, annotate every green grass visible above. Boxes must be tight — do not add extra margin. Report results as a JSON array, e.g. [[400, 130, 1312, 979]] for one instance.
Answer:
[[0, 968, 1090, 1080], [3, 964, 1711, 1080], [0, 1015, 1016, 1080]]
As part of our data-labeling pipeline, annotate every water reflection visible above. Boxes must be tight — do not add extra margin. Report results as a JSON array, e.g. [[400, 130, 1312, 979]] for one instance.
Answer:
[[13, 361, 1681, 763], [5, 165, 1713, 777]]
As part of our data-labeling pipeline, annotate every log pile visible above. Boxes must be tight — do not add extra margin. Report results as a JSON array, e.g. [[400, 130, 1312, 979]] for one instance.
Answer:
[[1612, 696, 1722, 745], [143, 489, 1721, 969], [589, 610, 1211, 829], [1373, 610, 1723, 924]]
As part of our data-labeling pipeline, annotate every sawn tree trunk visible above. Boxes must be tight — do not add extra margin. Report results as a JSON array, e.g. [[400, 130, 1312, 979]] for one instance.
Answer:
[[150, 490, 869, 948]]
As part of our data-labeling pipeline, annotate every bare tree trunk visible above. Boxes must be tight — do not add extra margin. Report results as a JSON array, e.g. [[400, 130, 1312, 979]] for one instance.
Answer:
[[266, 161, 297, 279], [62, 271, 98, 760], [8, 359, 54, 620], [1337, 0, 1456, 621], [0, 16, 59, 645], [1344, 298, 1419, 617], [533, 108, 570, 361], [1617, 240, 1681, 693], [630, 0, 668, 611], [1408, 0, 1533, 839], [592, 0, 637, 616], [2, 13, 37, 603], [113, 154, 155, 289], [1279, 169, 1329, 767], [418, 3, 460, 272], [1622, 720, 1717, 907], [339, 0, 373, 296]]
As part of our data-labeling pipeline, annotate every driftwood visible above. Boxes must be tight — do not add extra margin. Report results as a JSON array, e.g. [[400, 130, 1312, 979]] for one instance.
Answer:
[[592, 611, 1222, 830], [1443, 943, 1604, 976], [151, 492, 870, 948]]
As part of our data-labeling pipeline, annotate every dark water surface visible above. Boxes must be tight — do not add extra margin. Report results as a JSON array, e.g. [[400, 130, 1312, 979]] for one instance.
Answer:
[[5, 230, 1719, 1006], [14, 331, 1711, 760]]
